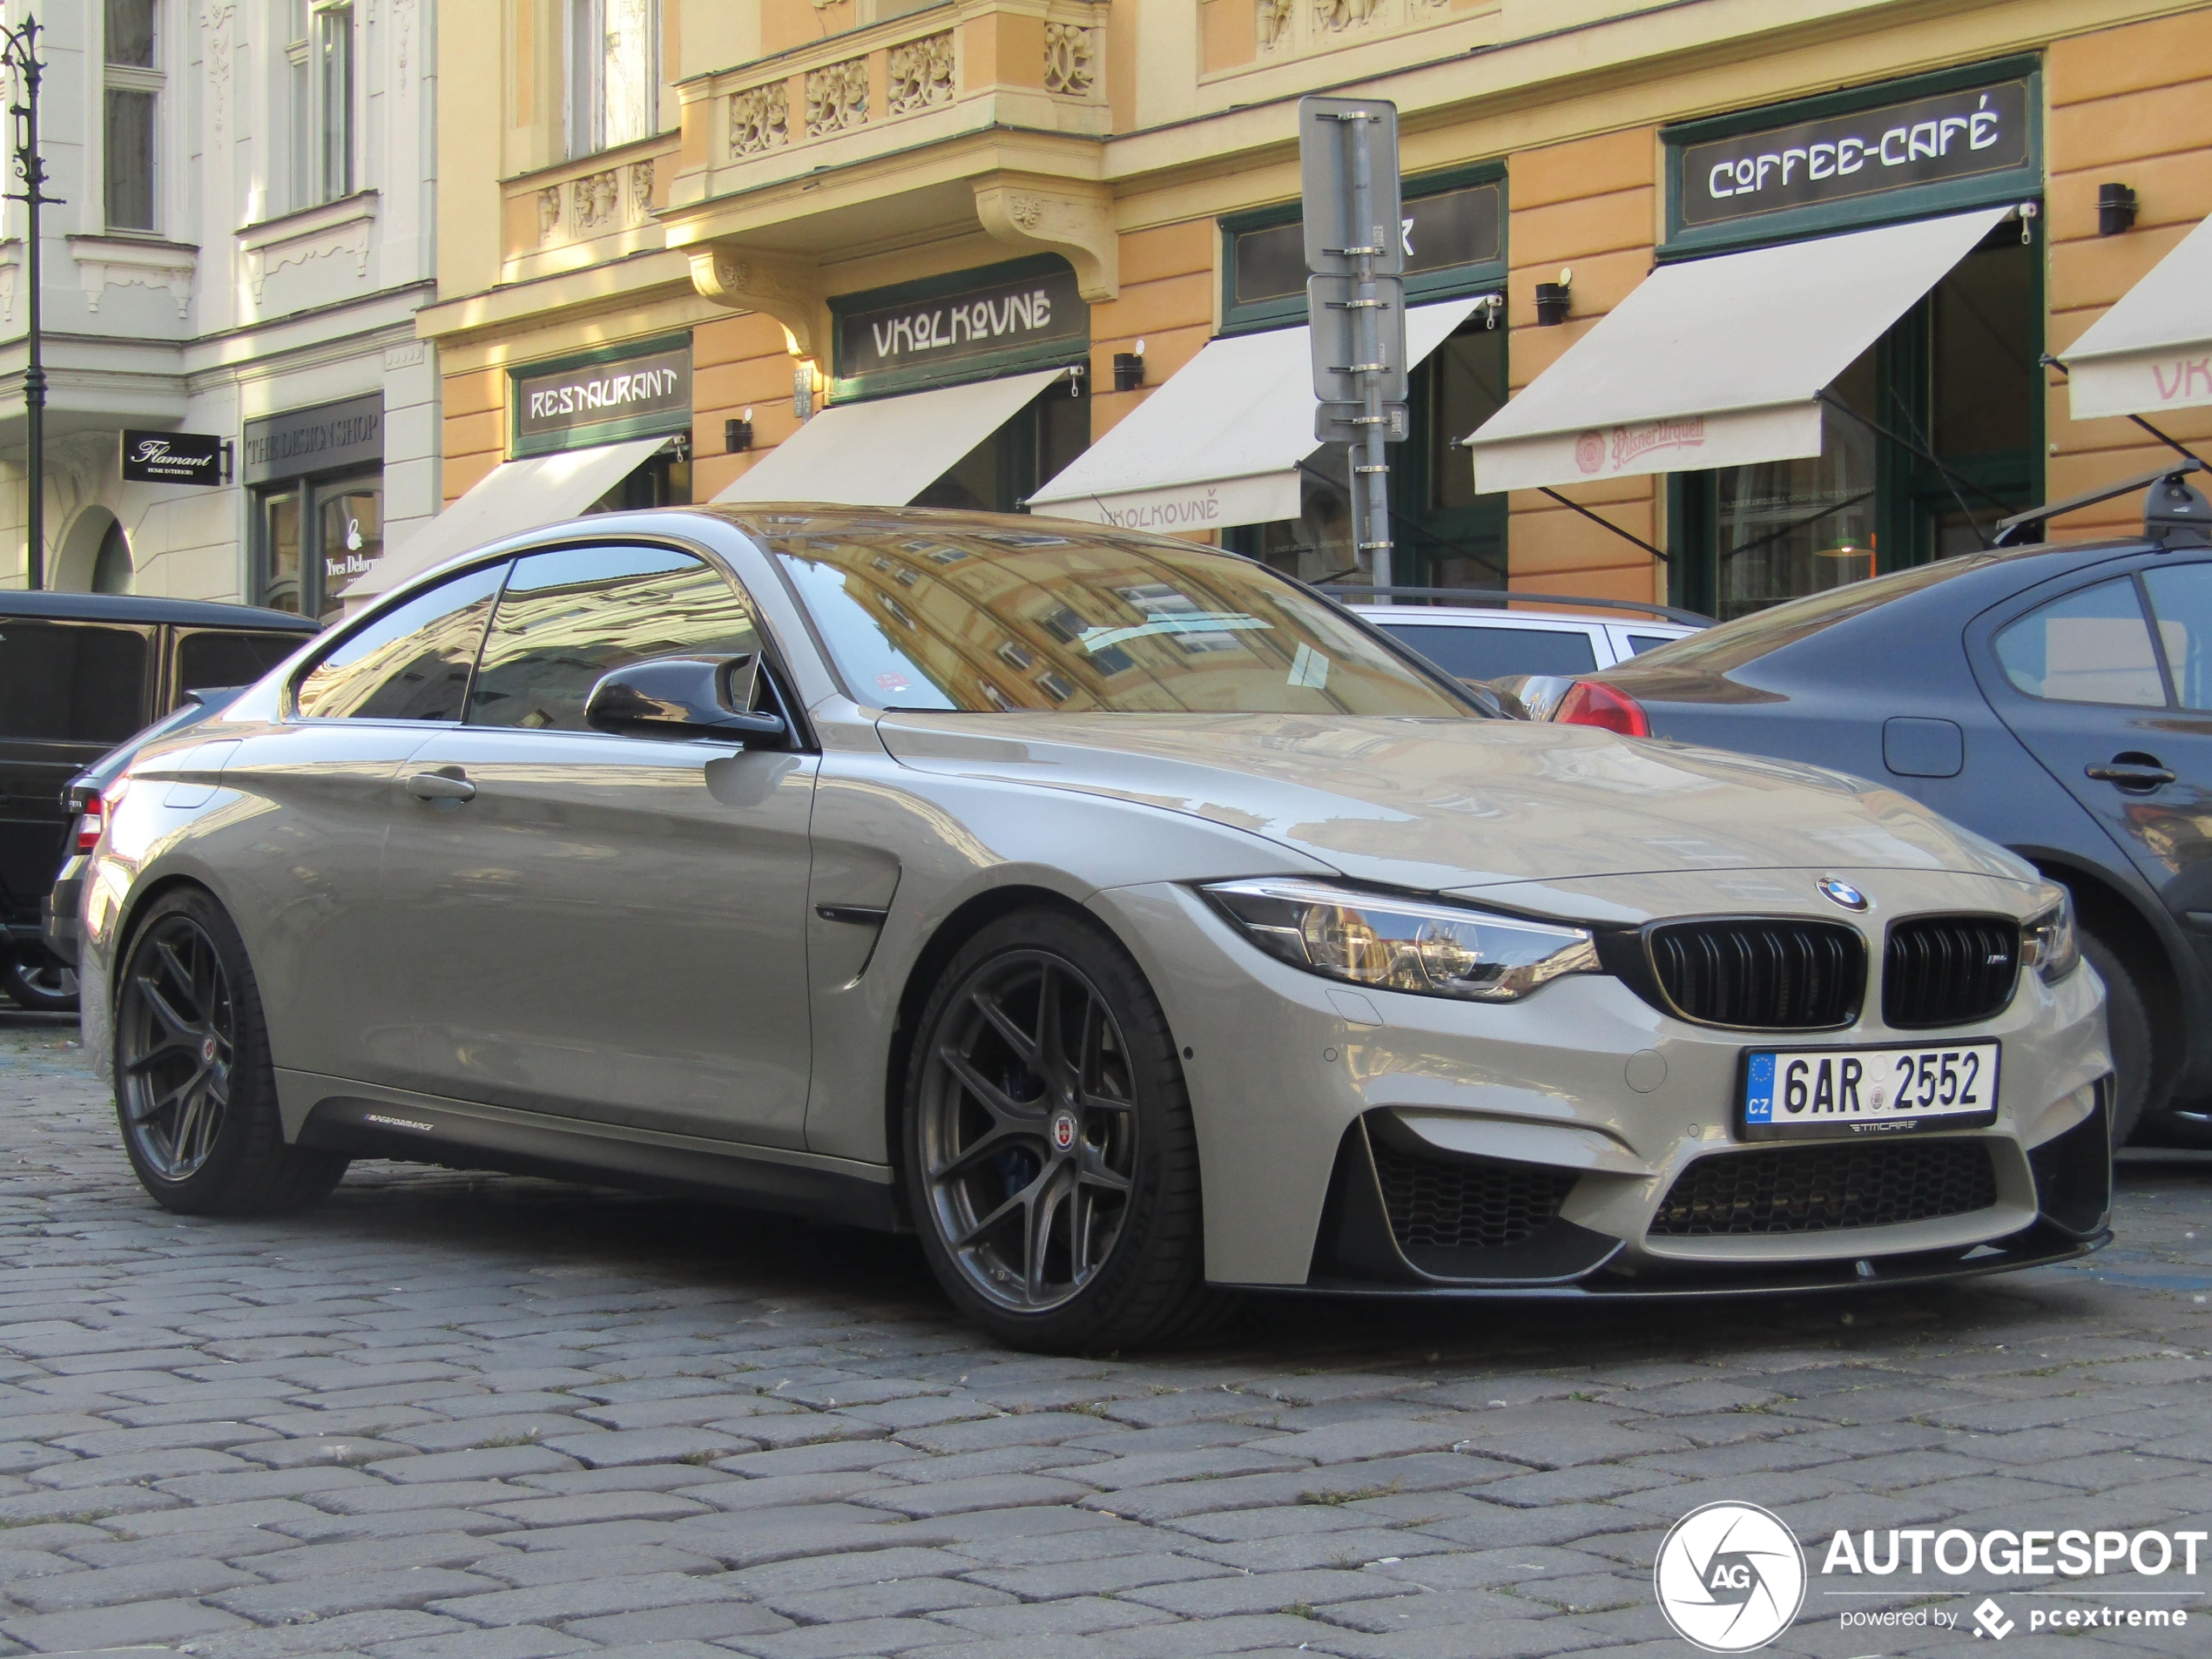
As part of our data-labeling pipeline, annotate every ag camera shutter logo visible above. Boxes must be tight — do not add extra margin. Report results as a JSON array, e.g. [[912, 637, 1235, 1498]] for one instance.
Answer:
[[1655, 1502, 1807, 1652]]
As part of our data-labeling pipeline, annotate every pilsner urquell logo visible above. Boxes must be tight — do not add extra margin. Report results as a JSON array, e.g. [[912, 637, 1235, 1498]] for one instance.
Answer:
[[1575, 416, 1708, 474]]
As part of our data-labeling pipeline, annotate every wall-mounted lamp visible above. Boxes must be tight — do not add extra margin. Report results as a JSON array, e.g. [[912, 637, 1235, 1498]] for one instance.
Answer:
[[1113, 339, 1146, 391], [1534, 268, 1573, 327], [2098, 183, 2138, 236], [725, 408, 754, 453]]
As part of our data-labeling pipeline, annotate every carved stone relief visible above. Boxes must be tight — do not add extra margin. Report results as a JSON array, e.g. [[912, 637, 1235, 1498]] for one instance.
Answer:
[[629, 161, 655, 219], [806, 58, 870, 136], [1257, 0, 1295, 48], [571, 170, 622, 233], [537, 187, 563, 243], [1042, 24, 1093, 96], [887, 32, 954, 116], [1313, 0, 1379, 30], [202, 3, 238, 138], [729, 84, 790, 157]]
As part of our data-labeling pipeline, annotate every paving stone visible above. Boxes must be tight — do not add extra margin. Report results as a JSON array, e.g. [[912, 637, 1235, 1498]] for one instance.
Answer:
[[559, 1601, 793, 1643], [427, 1570, 748, 1626], [365, 1447, 582, 1484], [210, 1568, 510, 1622], [368, 1625, 597, 1659], [0, 1595, 252, 1652]]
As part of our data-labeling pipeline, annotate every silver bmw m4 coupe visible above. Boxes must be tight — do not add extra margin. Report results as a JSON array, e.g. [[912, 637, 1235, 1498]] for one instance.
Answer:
[[78, 507, 2113, 1350]]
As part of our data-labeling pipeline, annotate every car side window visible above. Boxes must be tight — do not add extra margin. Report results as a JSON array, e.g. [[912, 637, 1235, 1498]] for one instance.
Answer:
[[294, 563, 509, 721], [466, 545, 765, 734], [2141, 563, 2212, 711], [1992, 577, 2166, 708], [1626, 633, 1676, 656], [0, 622, 150, 742], [1378, 623, 1599, 681], [178, 630, 308, 699]]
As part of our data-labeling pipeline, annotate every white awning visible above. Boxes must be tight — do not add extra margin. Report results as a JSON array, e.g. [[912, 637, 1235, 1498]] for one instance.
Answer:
[[711, 368, 1069, 506], [343, 436, 672, 604], [2064, 213, 2212, 420], [1026, 299, 1485, 532], [1463, 207, 2012, 494]]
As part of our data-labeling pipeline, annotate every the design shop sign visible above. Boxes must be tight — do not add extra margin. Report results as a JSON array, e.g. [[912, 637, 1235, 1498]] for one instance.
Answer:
[[516, 343, 692, 451], [838, 265, 1088, 384], [119, 429, 224, 487], [244, 394, 383, 487], [1678, 78, 2033, 230]]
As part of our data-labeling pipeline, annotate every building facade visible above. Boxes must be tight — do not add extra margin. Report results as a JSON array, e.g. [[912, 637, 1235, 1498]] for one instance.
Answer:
[[0, 0, 438, 616], [407, 0, 2210, 617]]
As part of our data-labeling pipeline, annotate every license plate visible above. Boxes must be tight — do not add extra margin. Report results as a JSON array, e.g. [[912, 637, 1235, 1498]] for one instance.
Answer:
[[1739, 1042, 2000, 1139]]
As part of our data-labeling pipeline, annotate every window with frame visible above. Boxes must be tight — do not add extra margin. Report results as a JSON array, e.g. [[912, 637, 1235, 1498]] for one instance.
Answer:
[[568, 0, 659, 158], [287, 0, 355, 211], [104, 0, 160, 233]]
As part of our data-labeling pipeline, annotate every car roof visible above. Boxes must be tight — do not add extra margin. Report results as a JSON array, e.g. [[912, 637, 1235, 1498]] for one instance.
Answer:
[[0, 590, 320, 630], [1350, 604, 1691, 632]]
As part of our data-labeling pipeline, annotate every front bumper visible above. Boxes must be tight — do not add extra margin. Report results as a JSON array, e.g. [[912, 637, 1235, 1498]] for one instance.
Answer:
[[1095, 874, 2114, 1293]]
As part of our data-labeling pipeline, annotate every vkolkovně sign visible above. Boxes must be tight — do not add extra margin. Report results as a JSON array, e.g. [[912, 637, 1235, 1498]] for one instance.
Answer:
[[1677, 78, 2033, 229], [119, 429, 224, 487], [837, 265, 1088, 384]]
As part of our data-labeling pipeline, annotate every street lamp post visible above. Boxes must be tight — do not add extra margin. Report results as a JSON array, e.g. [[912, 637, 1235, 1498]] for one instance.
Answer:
[[3, 13, 54, 590]]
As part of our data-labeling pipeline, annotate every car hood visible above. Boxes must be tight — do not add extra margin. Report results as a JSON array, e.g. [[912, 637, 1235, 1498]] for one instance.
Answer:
[[875, 711, 2029, 890]]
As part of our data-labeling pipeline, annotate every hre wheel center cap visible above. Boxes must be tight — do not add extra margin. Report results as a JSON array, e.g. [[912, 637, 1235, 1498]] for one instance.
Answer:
[[199, 1035, 219, 1066], [1050, 1109, 1078, 1153]]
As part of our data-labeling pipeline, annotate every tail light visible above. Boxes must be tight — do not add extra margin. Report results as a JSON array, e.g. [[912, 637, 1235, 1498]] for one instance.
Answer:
[[76, 795, 105, 853], [1554, 679, 1651, 738]]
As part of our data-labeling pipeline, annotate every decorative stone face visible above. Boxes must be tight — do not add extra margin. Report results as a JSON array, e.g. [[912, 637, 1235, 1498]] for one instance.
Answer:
[[1313, 0, 1379, 30], [572, 169, 622, 233], [806, 58, 870, 135], [1258, 0, 1295, 48], [887, 32, 955, 116], [629, 161, 655, 218], [537, 186, 563, 243], [1042, 24, 1094, 96], [729, 84, 791, 157]]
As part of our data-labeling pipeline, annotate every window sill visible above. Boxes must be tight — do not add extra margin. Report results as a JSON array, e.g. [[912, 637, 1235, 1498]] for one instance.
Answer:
[[64, 235, 200, 319], [239, 192, 381, 301]]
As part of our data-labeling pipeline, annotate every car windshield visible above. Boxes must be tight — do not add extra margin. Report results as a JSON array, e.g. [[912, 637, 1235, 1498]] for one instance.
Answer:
[[761, 519, 1472, 718]]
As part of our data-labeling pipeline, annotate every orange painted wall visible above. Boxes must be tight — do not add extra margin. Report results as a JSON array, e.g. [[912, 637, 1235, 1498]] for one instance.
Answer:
[[441, 368, 506, 506], [1088, 219, 1217, 443], [1501, 126, 1662, 604], [2045, 10, 2212, 541], [691, 312, 812, 501]]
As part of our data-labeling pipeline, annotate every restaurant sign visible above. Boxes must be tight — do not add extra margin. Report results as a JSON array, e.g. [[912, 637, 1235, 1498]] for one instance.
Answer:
[[834, 261, 1089, 393], [515, 341, 693, 455], [1675, 78, 2034, 235]]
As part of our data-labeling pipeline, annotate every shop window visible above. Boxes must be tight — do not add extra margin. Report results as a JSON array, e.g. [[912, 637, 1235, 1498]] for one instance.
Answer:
[[569, 0, 659, 158], [254, 475, 384, 621], [914, 375, 1089, 515], [104, 0, 160, 233], [287, 0, 356, 210], [1677, 225, 2041, 622]]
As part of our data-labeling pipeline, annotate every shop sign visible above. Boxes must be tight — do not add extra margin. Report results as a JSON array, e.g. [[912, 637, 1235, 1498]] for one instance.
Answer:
[[836, 264, 1088, 385], [243, 394, 383, 486], [1233, 180, 1504, 307], [515, 343, 692, 451], [120, 429, 224, 487], [1677, 78, 2033, 231]]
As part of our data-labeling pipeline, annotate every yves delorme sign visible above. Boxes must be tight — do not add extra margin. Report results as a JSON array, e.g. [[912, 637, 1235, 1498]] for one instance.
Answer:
[[243, 394, 383, 486], [515, 343, 693, 453], [120, 429, 223, 487], [836, 265, 1088, 385], [1678, 79, 2033, 230], [1234, 181, 1503, 307]]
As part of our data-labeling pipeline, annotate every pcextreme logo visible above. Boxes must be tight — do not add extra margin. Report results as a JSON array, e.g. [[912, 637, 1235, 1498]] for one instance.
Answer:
[[1654, 1502, 1807, 1652]]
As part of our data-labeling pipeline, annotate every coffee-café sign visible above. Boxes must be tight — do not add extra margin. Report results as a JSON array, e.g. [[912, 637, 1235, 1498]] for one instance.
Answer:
[[1677, 78, 2033, 230]]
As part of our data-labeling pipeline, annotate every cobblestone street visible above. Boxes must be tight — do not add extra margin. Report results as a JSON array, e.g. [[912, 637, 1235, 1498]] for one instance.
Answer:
[[3, 1015, 2212, 1659]]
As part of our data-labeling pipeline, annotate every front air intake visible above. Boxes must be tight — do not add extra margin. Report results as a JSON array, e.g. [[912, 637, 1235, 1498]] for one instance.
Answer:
[[1649, 1140, 1998, 1237], [1647, 919, 1865, 1030], [1885, 915, 2020, 1028]]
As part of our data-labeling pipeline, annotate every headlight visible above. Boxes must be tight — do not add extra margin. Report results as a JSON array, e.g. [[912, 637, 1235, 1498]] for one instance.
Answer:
[[1200, 878, 1601, 1002], [2021, 886, 2080, 983]]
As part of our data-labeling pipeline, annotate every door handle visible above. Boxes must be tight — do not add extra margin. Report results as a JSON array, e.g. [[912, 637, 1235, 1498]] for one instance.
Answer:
[[407, 769, 476, 803], [2084, 759, 2175, 791]]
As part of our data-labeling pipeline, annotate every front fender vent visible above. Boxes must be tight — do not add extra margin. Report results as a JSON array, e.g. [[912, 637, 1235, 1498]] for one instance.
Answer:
[[1371, 1137, 1577, 1253]]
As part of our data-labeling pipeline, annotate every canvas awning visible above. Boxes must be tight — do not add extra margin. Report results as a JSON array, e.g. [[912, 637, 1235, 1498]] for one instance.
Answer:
[[711, 368, 1070, 506], [1462, 206, 2012, 494], [1026, 299, 1486, 531], [2063, 213, 2212, 420], [343, 435, 673, 605]]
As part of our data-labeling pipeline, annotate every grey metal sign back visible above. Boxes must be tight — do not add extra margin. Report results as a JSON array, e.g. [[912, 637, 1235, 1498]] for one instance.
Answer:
[[1300, 95, 1406, 589]]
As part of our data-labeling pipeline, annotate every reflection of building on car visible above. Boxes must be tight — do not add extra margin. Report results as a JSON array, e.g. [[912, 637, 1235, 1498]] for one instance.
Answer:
[[78, 506, 2111, 1352], [1543, 469, 2212, 1150], [0, 593, 316, 1014]]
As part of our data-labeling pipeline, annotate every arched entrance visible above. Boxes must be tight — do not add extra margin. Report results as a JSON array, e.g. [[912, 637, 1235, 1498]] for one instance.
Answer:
[[54, 507, 132, 593]]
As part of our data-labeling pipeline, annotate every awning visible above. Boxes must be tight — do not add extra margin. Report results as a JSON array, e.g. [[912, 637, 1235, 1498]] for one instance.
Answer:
[[1026, 299, 1485, 531], [344, 435, 673, 604], [1463, 207, 2011, 494], [711, 368, 1069, 506], [2063, 213, 2212, 420]]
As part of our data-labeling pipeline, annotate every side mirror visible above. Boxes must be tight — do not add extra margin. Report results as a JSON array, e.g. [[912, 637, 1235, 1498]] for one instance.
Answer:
[[584, 656, 787, 744]]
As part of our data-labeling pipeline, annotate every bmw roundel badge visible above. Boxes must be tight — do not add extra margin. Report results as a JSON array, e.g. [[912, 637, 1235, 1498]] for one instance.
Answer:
[[1817, 876, 1869, 912]]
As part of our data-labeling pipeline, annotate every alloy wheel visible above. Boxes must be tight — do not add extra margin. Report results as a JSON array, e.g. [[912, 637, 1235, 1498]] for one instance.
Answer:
[[919, 950, 1140, 1312], [118, 915, 236, 1182]]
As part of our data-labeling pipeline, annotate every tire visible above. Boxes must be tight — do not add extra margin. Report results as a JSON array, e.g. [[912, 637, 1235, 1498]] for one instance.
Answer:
[[901, 908, 1217, 1352], [3, 954, 79, 1014], [2081, 929, 2151, 1148], [111, 887, 348, 1216]]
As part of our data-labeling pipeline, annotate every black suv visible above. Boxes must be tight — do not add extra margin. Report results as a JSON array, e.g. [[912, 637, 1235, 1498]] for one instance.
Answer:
[[0, 592, 316, 1009]]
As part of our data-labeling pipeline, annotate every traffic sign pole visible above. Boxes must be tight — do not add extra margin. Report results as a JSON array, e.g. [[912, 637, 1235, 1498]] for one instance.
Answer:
[[1347, 112, 1392, 591]]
